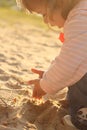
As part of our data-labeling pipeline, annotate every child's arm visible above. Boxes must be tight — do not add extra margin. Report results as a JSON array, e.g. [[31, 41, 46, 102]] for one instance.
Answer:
[[40, 8, 87, 94]]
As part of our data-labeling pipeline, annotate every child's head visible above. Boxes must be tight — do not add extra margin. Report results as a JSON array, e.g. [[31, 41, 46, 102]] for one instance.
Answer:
[[17, 0, 48, 17], [17, 0, 80, 27]]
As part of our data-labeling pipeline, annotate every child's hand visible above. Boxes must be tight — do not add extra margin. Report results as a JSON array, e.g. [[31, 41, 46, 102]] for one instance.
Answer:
[[28, 79, 46, 99], [31, 68, 44, 78]]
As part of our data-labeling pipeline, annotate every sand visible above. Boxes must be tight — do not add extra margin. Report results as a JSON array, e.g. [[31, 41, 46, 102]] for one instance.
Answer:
[[0, 20, 77, 130]]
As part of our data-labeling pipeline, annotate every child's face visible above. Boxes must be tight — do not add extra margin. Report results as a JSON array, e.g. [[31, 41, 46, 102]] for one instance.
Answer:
[[28, 0, 65, 28], [48, 8, 65, 28]]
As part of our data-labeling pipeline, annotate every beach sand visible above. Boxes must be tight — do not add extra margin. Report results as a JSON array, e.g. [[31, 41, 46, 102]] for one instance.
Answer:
[[0, 20, 77, 130]]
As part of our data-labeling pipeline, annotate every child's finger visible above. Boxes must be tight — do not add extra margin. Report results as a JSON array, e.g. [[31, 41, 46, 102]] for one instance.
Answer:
[[28, 79, 38, 85], [32, 88, 37, 98], [31, 68, 43, 75]]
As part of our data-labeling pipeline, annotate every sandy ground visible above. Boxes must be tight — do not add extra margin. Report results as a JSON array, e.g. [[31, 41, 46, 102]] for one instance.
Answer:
[[0, 20, 77, 130]]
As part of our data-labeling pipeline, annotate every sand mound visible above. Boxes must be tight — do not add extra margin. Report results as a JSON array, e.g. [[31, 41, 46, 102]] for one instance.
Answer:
[[18, 99, 68, 130], [0, 97, 69, 130]]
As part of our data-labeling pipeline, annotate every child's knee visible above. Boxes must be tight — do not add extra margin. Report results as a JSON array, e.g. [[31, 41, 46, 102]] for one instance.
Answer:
[[71, 108, 87, 130]]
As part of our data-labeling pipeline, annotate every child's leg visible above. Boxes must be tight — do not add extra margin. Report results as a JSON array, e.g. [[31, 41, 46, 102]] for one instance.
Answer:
[[68, 73, 87, 130]]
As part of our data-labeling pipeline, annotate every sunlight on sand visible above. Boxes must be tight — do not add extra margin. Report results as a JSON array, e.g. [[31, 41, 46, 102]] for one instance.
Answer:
[[0, 9, 77, 130]]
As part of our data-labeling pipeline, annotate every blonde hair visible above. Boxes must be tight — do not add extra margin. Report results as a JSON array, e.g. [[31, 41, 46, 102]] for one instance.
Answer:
[[16, 0, 81, 19], [16, 0, 32, 12]]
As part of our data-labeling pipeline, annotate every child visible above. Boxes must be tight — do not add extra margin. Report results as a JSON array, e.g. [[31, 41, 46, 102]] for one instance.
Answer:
[[17, 0, 87, 129]]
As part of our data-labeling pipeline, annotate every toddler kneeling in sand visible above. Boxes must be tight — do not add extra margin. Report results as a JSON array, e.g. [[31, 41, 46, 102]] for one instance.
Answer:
[[17, 0, 87, 129]]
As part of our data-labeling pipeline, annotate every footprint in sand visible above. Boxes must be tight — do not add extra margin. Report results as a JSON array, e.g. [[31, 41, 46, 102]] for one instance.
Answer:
[[0, 59, 6, 62], [0, 68, 5, 74], [0, 53, 7, 63], [0, 75, 10, 81], [17, 54, 24, 59], [7, 62, 20, 66], [0, 53, 6, 58], [10, 57, 16, 61], [9, 69, 23, 75]]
